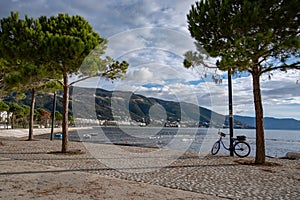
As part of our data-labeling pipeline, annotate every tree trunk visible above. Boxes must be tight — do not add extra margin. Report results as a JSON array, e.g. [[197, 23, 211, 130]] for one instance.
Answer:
[[252, 72, 265, 164], [62, 73, 69, 153], [28, 88, 36, 141]]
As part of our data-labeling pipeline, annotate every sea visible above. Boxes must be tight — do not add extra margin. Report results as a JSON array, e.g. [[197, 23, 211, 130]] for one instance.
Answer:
[[50, 126, 299, 158]]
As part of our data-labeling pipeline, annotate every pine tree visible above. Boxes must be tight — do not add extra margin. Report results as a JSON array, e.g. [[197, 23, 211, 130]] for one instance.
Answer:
[[0, 12, 61, 140], [186, 0, 300, 164], [39, 13, 128, 153]]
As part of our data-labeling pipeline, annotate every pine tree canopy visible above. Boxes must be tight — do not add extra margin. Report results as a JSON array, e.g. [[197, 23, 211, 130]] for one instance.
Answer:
[[187, 0, 300, 74]]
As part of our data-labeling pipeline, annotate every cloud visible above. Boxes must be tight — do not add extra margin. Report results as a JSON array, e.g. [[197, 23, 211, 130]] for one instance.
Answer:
[[233, 70, 300, 105], [226, 69, 300, 119], [1, 0, 299, 120], [0, 0, 195, 36], [126, 67, 154, 82], [105, 27, 197, 63]]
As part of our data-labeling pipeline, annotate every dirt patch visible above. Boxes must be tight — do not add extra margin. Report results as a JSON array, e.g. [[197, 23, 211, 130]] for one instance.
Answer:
[[48, 149, 86, 155], [260, 168, 275, 173], [0, 159, 213, 200], [234, 159, 282, 167]]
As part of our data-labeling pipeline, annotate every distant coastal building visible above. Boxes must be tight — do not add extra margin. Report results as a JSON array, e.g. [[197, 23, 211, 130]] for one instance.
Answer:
[[164, 121, 180, 127], [198, 121, 210, 128], [74, 118, 99, 127]]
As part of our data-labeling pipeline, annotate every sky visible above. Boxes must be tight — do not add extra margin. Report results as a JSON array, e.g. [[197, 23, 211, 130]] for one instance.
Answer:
[[1, 0, 300, 120]]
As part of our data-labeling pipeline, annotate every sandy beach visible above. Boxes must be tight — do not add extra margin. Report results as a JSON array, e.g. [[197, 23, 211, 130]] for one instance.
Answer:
[[0, 129, 299, 199]]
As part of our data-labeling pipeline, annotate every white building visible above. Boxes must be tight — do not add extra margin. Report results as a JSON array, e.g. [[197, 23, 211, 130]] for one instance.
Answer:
[[0, 111, 12, 128]]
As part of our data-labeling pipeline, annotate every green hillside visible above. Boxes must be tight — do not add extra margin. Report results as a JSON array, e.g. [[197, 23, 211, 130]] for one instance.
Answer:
[[3, 88, 253, 128]]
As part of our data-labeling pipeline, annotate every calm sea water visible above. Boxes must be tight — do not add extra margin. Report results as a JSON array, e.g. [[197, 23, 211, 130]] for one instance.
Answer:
[[237, 129, 300, 158], [52, 127, 299, 158]]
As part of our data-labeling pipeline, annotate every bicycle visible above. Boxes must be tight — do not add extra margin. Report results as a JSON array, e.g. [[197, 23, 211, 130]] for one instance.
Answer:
[[211, 130, 251, 157]]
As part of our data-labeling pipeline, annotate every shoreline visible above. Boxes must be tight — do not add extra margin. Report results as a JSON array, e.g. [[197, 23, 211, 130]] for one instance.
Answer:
[[1, 127, 299, 159], [0, 127, 93, 138], [0, 132, 299, 199]]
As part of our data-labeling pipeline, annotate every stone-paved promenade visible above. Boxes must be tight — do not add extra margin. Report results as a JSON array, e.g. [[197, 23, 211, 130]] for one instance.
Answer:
[[0, 130, 299, 199]]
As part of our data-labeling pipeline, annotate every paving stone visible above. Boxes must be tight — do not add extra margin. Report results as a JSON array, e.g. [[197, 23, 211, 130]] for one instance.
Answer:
[[0, 137, 299, 199]]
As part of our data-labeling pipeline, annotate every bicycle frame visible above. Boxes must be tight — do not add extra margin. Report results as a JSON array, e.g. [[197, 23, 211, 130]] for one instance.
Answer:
[[212, 131, 251, 157], [217, 136, 233, 151]]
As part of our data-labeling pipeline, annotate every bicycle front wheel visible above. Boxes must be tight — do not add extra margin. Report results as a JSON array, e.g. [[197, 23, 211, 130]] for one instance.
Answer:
[[234, 141, 251, 157], [211, 142, 220, 155]]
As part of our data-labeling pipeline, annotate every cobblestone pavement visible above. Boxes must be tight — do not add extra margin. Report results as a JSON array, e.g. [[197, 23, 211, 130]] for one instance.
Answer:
[[0, 137, 299, 200]]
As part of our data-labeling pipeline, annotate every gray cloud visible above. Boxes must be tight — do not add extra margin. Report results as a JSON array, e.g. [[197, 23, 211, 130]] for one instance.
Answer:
[[0, 0, 195, 36], [1, 0, 299, 119]]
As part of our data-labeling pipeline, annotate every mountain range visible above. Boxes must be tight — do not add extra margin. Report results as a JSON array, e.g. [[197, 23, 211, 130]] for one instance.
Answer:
[[5, 88, 300, 130], [234, 115, 300, 130]]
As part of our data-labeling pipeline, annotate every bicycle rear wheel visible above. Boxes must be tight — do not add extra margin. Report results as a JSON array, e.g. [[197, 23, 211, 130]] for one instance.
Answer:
[[211, 141, 220, 155], [234, 141, 250, 157]]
